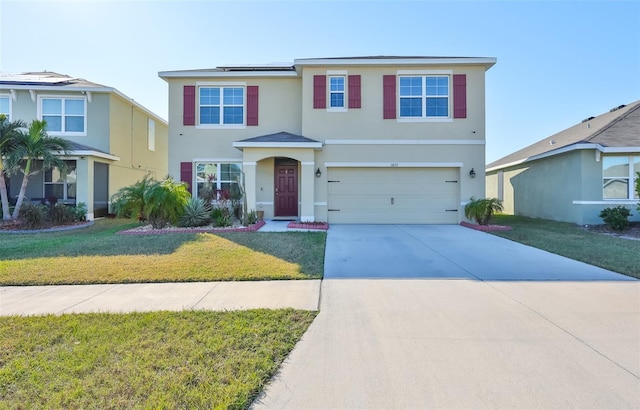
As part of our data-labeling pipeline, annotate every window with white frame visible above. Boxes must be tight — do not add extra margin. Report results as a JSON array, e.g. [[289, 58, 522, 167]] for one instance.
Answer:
[[0, 95, 10, 120], [195, 162, 242, 199], [603, 156, 640, 199], [199, 86, 244, 125], [399, 75, 449, 118], [39, 96, 86, 135], [329, 76, 345, 108], [44, 160, 77, 203]]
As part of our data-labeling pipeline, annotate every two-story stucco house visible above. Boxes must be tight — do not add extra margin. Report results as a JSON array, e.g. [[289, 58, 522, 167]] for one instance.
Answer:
[[159, 56, 496, 224], [0, 72, 168, 220]]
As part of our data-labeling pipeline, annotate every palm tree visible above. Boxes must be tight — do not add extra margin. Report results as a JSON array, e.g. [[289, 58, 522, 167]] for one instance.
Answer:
[[5, 120, 71, 219], [464, 197, 504, 225], [0, 114, 26, 220]]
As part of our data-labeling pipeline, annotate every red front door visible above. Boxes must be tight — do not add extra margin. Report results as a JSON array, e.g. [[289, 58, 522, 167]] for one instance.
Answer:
[[275, 162, 298, 217]]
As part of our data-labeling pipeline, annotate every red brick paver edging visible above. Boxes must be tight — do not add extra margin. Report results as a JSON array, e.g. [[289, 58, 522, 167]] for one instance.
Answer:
[[287, 222, 329, 230], [118, 220, 266, 234], [460, 221, 512, 231]]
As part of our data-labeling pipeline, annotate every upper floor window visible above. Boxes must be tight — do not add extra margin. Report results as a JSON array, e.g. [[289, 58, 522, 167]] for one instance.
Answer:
[[603, 156, 640, 200], [399, 75, 449, 118], [0, 95, 10, 120], [39, 96, 86, 135], [199, 86, 244, 126], [329, 76, 345, 108], [148, 118, 155, 151]]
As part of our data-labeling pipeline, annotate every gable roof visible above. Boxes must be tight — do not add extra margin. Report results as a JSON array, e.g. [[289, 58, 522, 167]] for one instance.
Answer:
[[487, 101, 640, 171], [233, 131, 322, 150]]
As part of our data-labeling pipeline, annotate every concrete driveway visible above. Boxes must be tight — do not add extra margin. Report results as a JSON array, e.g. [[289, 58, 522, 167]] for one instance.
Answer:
[[253, 225, 639, 409]]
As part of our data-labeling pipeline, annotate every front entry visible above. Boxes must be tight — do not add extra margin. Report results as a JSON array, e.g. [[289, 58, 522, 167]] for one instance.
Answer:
[[274, 158, 298, 217]]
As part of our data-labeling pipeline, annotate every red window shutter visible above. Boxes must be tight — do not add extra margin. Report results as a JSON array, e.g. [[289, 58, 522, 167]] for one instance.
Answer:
[[348, 75, 361, 109], [383, 75, 396, 119], [453, 74, 467, 119], [180, 162, 193, 194], [183, 86, 196, 126], [313, 75, 326, 109], [247, 86, 259, 126]]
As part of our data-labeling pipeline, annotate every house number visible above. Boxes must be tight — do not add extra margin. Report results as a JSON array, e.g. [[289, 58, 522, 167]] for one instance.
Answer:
[[390, 163, 399, 167]]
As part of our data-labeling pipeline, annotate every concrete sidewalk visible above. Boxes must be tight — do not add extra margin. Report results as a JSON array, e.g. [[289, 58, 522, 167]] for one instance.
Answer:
[[0, 280, 321, 316]]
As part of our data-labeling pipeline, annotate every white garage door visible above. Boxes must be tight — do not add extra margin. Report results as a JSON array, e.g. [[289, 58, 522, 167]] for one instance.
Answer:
[[327, 167, 460, 224]]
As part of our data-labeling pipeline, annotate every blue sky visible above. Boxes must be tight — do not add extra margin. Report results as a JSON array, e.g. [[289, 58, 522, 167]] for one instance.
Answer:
[[1, 0, 638, 163]]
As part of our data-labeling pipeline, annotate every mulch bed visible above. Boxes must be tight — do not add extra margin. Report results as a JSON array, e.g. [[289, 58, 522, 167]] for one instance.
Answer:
[[0, 220, 93, 233], [287, 221, 329, 230], [118, 220, 266, 235], [460, 221, 512, 232], [584, 221, 640, 240]]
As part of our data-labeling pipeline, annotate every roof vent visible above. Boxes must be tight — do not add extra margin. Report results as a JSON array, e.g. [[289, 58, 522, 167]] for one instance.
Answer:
[[610, 104, 626, 112], [549, 140, 556, 145], [581, 116, 595, 123]]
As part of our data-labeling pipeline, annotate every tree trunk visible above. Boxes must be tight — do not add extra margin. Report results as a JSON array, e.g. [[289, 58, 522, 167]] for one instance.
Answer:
[[0, 171, 11, 220], [12, 160, 31, 220]]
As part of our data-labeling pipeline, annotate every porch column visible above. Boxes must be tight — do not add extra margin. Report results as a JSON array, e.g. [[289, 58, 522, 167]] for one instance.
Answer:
[[243, 161, 257, 215], [300, 161, 315, 222], [75, 157, 94, 221]]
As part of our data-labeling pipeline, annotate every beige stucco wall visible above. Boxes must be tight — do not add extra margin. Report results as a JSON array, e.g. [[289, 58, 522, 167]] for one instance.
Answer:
[[166, 76, 302, 180], [163, 62, 490, 223], [299, 64, 487, 142], [107, 93, 168, 212]]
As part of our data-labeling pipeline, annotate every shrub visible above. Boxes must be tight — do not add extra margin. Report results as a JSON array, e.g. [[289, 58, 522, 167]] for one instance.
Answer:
[[111, 176, 190, 229], [48, 203, 74, 225], [18, 203, 47, 229], [71, 203, 87, 221], [599, 206, 632, 231], [464, 197, 504, 225], [247, 209, 258, 225], [179, 198, 212, 227], [213, 213, 232, 228]]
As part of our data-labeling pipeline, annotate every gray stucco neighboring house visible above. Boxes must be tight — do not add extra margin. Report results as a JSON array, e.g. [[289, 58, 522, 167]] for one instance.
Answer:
[[486, 101, 640, 225]]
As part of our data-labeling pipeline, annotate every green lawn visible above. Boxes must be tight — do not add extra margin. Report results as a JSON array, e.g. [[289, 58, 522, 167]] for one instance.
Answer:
[[0, 219, 326, 285], [491, 215, 640, 279], [0, 309, 316, 409]]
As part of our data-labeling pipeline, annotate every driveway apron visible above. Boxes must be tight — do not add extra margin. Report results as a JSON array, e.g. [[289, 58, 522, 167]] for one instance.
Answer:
[[252, 225, 639, 409]]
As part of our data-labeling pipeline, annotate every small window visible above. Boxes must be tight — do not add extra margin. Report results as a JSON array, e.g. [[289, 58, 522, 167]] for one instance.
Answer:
[[148, 118, 155, 151], [199, 87, 244, 125], [399, 75, 449, 118], [39, 96, 86, 135], [0, 95, 10, 120], [603, 156, 640, 199], [329, 76, 345, 108]]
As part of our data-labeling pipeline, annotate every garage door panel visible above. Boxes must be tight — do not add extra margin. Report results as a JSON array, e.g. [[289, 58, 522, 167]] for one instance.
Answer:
[[327, 168, 459, 224]]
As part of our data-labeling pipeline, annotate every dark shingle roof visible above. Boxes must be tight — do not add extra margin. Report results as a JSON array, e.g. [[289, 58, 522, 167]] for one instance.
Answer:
[[487, 101, 640, 170], [236, 131, 320, 144]]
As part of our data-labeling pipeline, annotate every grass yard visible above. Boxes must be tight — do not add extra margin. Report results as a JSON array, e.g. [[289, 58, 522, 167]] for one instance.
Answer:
[[0, 219, 326, 285], [0, 309, 316, 409], [491, 215, 640, 279]]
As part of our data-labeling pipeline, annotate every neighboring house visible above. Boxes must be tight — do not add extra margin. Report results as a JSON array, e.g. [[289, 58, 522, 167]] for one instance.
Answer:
[[0, 72, 168, 220], [159, 56, 496, 224], [486, 101, 640, 225]]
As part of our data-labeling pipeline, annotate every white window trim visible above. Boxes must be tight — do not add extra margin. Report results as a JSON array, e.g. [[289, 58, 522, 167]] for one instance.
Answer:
[[602, 155, 639, 200], [327, 75, 347, 112], [0, 94, 11, 120], [37, 94, 87, 136], [196, 82, 247, 128], [194, 161, 244, 199], [397, 71, 452, 122]]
